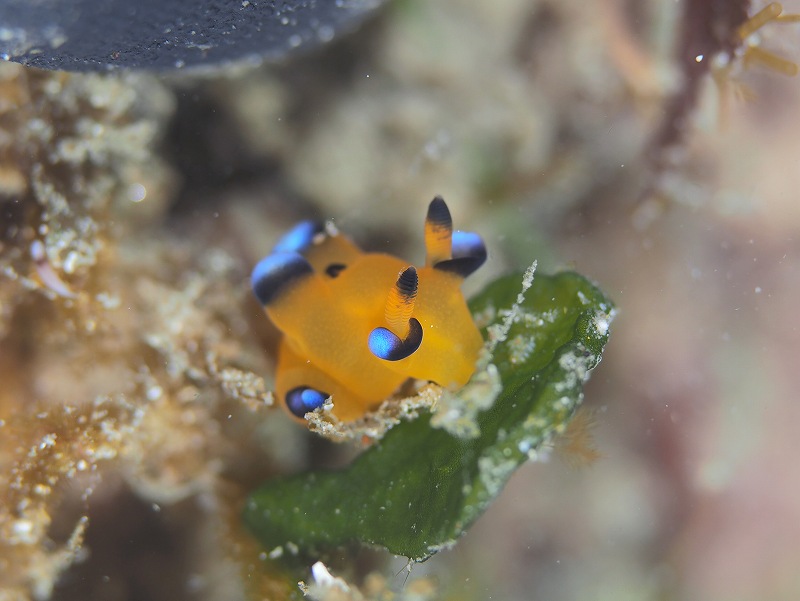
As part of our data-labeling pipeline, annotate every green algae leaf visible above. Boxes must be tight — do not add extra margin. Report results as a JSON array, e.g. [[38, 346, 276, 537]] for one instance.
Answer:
[[243, 268, 615, 561]]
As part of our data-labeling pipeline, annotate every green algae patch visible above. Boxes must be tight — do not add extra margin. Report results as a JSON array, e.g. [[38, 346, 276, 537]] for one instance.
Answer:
[[243, 269, 615, 561]]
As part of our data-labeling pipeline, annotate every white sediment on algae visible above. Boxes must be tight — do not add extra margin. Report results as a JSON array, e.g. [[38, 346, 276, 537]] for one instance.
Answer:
[[431, 262, 537, 438]]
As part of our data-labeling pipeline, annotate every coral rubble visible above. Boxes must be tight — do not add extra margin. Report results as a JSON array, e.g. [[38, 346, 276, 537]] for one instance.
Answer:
[[0, 63, 282, 600]]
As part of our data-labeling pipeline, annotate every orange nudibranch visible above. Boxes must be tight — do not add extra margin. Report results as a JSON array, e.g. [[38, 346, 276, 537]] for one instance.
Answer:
[[251, 196, 487, 422]]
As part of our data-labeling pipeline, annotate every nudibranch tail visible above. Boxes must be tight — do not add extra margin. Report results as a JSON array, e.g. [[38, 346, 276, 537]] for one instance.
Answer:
[[251, 251, 314, 305], [425, 195, 454, 266], [384, 266, 418, 337]]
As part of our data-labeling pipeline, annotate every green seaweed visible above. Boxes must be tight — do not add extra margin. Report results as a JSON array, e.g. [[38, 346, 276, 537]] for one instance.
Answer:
[[244, 269, 615, 561]]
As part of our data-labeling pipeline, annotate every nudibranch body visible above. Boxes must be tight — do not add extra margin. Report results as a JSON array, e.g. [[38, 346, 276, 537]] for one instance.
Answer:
[[251, 196, 487, 422]]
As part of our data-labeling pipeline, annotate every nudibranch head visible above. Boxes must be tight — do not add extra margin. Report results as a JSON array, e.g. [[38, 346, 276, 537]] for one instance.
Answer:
[[251, 196, 487, 422]]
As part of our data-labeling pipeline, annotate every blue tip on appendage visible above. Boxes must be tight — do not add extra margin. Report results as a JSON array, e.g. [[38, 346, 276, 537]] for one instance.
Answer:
[[272, 221, 323, 254], [368, 318, 423, 361], [368, 327, 397, 360], [285, 386, 329, 417], [251, 251, 313, 305], [452, 231, 485, 258], [433, 230, 487, 278]]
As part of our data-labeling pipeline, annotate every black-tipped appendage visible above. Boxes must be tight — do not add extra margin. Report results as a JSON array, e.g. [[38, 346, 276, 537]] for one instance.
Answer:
[[395, 266, 418, 300], [426, 195, 453, 230]]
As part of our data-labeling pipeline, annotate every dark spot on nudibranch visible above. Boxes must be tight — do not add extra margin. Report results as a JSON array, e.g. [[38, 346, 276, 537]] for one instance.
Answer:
[[251, 252, 313, 305], [285, 386, 329, 417], [324, 263, 347, 278]]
